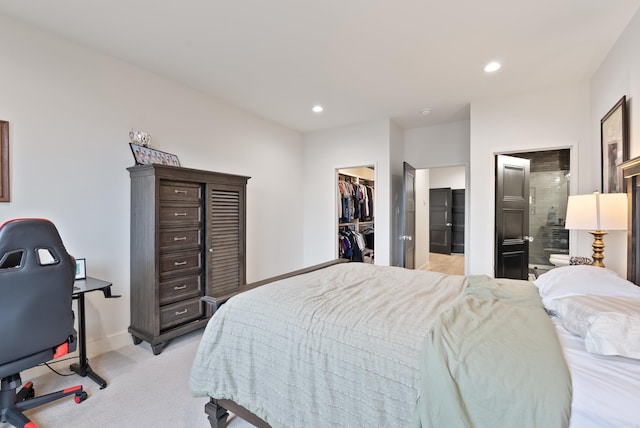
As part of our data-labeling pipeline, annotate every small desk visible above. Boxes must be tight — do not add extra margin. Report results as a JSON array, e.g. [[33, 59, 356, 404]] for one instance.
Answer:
[[71, 276, 119, 389]]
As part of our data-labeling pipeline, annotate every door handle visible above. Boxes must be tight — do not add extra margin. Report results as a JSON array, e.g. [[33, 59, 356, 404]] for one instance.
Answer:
[[523, 236, 534, 242], [446, 223, 452, 227]]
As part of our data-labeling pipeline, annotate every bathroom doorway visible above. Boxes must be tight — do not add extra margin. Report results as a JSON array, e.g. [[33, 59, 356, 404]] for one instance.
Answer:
[[499, 149, 571, 272]]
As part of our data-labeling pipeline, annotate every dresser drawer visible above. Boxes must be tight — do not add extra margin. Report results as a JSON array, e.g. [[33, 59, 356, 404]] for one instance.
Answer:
[[160, 251, 201, 278], [159, 181, 202, 203], [159, 228, 202, 252], [159, 275, 203, 305], [160, 297, 203, 330], [159, 205, 202, 227]]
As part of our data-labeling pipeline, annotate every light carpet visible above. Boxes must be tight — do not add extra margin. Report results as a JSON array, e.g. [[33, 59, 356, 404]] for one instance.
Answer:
[[1, 330, 254, 428]]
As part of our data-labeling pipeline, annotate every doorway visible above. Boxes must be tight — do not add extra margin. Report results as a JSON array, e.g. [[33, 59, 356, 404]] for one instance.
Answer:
[[415, 165, 466, 275], [495, 149, 571, 278], [337, 166, 375, 263]]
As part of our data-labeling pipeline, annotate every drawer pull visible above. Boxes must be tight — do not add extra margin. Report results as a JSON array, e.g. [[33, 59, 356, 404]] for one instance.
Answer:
[[175, 309, 188, 315], [174, 261, 188, 266], [173, 284, 187, 290], [174, 189, 188, 194], [173, 236, 187, 241], [174, 212, 187, 217]]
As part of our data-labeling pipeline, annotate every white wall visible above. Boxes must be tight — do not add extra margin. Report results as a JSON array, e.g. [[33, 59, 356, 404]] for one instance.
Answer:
[[404, 120, 470, 168], [429, 166, 466, 189], [589, 7, 640, 275], [469, 83, 589, 275], [415, 169, 430, 269], [303, 119, 392, 266], [0, 15, 305, 356]]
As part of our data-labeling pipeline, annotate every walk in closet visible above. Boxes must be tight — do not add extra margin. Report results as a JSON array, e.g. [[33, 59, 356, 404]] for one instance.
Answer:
[[337, 167, 375, 263]]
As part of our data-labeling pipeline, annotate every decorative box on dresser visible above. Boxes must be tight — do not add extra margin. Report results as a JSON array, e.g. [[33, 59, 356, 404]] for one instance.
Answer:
[[127, 164, 249, 355]]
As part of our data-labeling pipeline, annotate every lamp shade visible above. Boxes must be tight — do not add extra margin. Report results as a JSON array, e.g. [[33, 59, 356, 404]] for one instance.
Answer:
[[565, 192, 628, 231]]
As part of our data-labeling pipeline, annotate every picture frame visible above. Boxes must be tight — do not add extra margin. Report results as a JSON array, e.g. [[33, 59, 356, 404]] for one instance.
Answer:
[[601, 96, 628, 193], [0, 120, 9, 202], [129, 143, 180, 167], [75, 258, 86, 280]]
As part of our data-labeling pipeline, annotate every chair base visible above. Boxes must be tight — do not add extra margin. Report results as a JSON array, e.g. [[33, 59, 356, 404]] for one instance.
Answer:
[[1, 374, 87, 428]]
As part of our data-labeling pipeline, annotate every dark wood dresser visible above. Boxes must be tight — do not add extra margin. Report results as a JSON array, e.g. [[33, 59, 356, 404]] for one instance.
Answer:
[[127, 164, 249, 354]]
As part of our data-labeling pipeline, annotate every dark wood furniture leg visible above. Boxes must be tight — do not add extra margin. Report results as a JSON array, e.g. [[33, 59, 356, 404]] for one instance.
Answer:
[[205, 399, 271, 428], [205, 399, 228, 428]]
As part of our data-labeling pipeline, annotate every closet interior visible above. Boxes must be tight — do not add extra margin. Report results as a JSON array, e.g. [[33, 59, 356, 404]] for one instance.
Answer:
[[337, 167, 375, 263]]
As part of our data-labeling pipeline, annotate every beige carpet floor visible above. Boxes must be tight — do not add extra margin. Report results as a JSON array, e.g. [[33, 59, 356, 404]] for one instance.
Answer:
[[1, 330, 254, 428]]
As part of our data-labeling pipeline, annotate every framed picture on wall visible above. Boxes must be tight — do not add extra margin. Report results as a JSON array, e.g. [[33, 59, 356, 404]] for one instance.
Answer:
[[129, 143, 180, 167], [601, 95, 628, 193], [0, 120, 9, 202], [75, 258, 86, 280]]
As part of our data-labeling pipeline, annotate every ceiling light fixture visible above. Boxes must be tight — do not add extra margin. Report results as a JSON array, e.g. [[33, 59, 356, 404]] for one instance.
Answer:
[[421, 108, 432, 116], [484, 61, 501, 73], [312, 105, 324, 113]]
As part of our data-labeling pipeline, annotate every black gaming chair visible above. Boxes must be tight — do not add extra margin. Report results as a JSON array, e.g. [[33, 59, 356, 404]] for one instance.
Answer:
[[0, 218, 87, 428]]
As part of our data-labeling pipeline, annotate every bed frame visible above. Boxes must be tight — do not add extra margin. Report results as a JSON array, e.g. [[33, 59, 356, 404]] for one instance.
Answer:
[[622, 155, 640, 286], [202, 157, 640, 427]]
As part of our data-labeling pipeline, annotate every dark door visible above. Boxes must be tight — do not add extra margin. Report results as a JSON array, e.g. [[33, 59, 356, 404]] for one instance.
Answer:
[[495, 155, 531, 279], [401, 162, 416, 269], [429, 188, 452, 255], [451, 189, 465, 254]]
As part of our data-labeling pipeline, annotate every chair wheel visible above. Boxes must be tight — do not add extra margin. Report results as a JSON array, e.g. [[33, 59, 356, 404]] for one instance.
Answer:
[[74, 391, 88, 403]]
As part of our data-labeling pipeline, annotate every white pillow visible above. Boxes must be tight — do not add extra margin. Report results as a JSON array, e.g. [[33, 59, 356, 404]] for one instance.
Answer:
[[532, 265, 640, 311], [554, 295, 640, 359]]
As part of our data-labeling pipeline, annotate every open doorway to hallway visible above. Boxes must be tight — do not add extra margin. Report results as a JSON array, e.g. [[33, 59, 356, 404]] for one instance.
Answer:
[[415, 165, 466, 276]]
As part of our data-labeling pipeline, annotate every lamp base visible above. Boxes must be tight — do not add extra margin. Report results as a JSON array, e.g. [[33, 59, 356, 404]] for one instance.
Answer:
[[589, 230, 607, 268]]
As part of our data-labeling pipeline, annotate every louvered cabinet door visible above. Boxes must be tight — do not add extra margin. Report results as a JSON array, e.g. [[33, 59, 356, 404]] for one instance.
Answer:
[[206, 184, 246, 298]]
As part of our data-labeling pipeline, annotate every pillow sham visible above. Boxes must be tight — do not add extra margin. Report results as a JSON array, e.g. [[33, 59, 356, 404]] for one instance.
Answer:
[[554, 295, 640, 359], [532, 265, 640, 311]]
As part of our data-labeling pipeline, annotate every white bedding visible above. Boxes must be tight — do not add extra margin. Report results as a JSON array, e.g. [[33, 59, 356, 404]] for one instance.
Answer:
[[553, 316, 640, 428], [189, 263, 467, 428]]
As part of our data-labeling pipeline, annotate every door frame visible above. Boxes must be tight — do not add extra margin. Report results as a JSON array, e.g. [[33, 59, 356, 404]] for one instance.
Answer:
[[493, 147, 576, 275]]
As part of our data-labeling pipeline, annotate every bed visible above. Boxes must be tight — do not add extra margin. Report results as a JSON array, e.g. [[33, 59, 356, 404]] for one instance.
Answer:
[[189, 259, 640, 427], [189, 161, 640, 427]]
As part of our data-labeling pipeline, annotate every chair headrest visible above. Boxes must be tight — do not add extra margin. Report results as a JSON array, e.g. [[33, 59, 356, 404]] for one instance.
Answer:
[[0, 218, 70, 270]]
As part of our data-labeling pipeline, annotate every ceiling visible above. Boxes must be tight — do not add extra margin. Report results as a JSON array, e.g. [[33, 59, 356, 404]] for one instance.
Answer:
[[1, 1, 639, 133]]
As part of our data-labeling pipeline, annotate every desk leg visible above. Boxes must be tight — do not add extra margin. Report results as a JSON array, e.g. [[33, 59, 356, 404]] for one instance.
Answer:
[[70, 293, 108, 389]]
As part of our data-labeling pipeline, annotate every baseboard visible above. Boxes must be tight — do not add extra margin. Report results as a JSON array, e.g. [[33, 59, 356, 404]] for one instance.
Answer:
[[86, 330, 132, 358]]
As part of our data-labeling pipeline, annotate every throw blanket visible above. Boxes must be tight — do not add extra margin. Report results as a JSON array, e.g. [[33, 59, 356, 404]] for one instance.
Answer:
[[190, 263, 467, 428], [412, 275, 572, 428]]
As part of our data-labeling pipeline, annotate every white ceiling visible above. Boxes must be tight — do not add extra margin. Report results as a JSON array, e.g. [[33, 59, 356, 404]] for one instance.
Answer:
[[1, 0, 639, 133]]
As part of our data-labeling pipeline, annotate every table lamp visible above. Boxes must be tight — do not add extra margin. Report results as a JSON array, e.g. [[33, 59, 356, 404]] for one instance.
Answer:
[[564, 191, 628, 268]]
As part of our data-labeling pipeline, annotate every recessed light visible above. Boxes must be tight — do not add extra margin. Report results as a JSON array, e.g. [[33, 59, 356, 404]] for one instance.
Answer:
[[484, 62, 501, 73], [421, 108, 432, 116], [312, 105, 324, 113]]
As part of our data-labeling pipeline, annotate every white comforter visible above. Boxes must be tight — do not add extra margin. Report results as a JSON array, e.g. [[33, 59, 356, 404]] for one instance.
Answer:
[[189, 263, 467, 428]]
